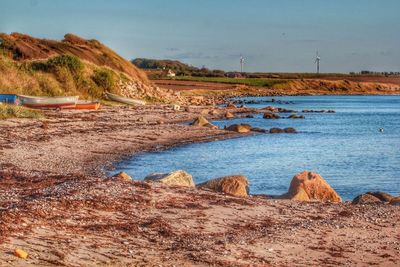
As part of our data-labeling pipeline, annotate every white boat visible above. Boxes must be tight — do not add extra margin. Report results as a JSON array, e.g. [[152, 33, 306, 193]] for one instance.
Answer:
[[19, 95, 79, 108], [105, 92, 146, 106]]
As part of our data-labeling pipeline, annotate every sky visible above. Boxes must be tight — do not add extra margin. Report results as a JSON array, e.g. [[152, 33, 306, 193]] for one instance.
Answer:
[[1, 0, 399, 73]]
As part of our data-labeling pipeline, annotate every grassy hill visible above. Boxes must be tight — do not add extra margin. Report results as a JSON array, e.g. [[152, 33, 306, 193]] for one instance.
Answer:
[[0, 33, 176, 102]]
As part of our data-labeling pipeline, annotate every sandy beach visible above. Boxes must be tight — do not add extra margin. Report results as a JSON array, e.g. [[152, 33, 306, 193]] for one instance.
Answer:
[[1, 105, 399, 266]]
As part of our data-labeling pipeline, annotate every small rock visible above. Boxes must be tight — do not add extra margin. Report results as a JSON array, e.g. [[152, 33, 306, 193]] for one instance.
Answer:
[[110, 172, 133, 182], [263, 112, 280, 119], [14, 248, 28, 259], [190, 116, 218, 129], [284, 127, 297, 133], [225, 112, 235, 119], [288, 114, 305, 119]]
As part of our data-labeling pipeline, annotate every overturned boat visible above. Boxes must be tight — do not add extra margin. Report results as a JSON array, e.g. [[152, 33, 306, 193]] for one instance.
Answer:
[[0, 94, 19, 105], [63, 101, 101, 110], [105, 92, 146, 106], [19, 95, 79, 109]]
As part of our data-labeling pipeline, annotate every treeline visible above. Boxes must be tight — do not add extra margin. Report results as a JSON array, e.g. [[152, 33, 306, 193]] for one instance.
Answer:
[[351, 71, 400, 76], [131, 58, 226, 78]]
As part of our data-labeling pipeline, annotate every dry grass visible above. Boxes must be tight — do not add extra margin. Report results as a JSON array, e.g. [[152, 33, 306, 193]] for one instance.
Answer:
[[0, 54, 124, 99]]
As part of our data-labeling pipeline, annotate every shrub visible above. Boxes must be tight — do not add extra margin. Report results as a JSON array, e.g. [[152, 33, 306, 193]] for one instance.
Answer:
[[47, 55, 84, 75], [92, 68, 117, 92]]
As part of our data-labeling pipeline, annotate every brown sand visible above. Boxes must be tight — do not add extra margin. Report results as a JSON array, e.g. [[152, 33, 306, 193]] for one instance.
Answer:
[[0, 105, 399, 266]]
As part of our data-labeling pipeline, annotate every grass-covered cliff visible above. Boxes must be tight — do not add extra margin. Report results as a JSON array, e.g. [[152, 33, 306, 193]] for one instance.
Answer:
[[0, 33, 177, 102]]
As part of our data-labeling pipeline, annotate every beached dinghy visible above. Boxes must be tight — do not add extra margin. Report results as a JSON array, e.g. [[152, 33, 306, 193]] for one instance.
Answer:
[[19, 95, 79, 109], [63, 101, 101, 110], [106, 92, 146, 106], [0, 94, 19, 104]]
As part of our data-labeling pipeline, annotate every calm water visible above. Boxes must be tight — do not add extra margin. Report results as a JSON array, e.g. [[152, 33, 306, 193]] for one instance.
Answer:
[[112, 95, 400, 200]]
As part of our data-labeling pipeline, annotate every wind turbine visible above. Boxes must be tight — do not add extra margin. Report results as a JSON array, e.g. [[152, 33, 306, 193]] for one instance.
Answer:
[[315, 51, 321, 74], [240, 55, 245, 73]]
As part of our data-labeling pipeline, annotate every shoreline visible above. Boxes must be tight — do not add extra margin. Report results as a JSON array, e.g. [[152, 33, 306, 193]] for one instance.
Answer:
[[1, 101, 399, 266]]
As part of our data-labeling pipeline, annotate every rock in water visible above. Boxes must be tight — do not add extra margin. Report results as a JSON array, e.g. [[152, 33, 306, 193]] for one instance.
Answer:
[[190, 116, 218, 129], [225, 124, 252, 133], [288, 114, 305, 119], [284, 127, 297, 133], [144, 170, 195, 187], [263, 112, 280, 119], [269, 128, 284, 134], [352, 193, 382, 204], [197, 175, 249, 197], [111, 172, 133, 182], [389, 197, 400, 206], [280, 171, 342, 202]]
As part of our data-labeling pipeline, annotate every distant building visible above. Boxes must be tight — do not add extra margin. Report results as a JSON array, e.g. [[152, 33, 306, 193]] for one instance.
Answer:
[[166, 69, 176, 77]]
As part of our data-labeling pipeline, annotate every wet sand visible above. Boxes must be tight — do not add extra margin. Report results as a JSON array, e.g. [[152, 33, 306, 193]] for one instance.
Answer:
[[0, 105, 399, 266]]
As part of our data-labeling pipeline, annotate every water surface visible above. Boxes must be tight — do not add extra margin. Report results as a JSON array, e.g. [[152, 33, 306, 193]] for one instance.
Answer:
[[113, 95, 400, 200]]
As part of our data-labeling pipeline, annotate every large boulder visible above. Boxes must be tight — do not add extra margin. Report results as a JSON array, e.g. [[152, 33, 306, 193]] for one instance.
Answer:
[[389, 197, 400, 206], [225, 124, 252, 133], [263, 112, 280, 119], [144, 170, 195, 187], [280, 171, 341, 202], [190, 116, 218, 129], [197, 175, 249, 197]]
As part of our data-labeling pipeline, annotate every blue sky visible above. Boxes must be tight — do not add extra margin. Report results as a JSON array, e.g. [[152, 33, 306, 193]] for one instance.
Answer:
[[1, 0, 399, 72]]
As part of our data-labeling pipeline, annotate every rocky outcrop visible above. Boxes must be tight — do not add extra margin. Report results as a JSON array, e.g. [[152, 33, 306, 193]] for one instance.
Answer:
[[110, 172, 133, 182], [225, 124, 252, 133], [263, 112, 280, 119], [190, 116, 218, 129], [280, 171, 342, 202], [144, 170, 195, 187], [197, 175, 249, 197]]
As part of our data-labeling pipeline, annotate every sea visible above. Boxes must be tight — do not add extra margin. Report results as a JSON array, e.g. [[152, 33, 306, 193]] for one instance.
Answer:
[[111, 95, 400, 200]]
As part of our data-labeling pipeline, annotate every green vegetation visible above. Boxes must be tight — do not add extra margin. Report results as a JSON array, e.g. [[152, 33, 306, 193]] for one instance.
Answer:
[[47, 55, 84, 75], [170, 76, 287, 87], [0, 54, 125, 99], [0, 104, 43, 120], [92, 68, 117, 92]]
